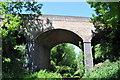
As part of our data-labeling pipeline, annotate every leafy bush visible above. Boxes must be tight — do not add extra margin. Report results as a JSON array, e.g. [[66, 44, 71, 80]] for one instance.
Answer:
[[25, 70, 62, 79], [83, 60, 120, 79], [94, 41, 120, 63], [76, 51, 84, 78], [55, 66, 74, 78], [2, 44, 27, 78], [14, 44, 26, 55], [2, 70, 29, 79]]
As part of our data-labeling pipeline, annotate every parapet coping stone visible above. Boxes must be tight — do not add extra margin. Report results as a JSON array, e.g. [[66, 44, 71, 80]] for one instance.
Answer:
[[0, 14, 92, 22]]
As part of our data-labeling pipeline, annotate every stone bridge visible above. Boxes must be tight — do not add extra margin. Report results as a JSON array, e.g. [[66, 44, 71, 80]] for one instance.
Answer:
[[0, 14, 96, 72], [23, 14, 95, 72]]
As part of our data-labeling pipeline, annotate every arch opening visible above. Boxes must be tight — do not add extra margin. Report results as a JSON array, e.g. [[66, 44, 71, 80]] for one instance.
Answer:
[[33, 29, 83, 71], [50, 43, 84, 77]]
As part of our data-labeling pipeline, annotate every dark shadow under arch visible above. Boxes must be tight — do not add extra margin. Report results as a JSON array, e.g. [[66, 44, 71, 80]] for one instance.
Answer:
[[36, 29, 83, 49], [91, 30, 111, 64]]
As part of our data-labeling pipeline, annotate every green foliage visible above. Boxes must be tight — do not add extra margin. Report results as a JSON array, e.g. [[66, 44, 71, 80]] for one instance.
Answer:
[[50, 43, 84, 78], [3, 58, 11, 63], [83, 60, 120, 79], [1, 1, 42, 78], [87, 2, 120, 39], [25, 70, 62, 79], [87, 2, 120, 30], [0, 1, 42, 14], [76, 51, 84, 78], [87, 2, 120, 63], [85, 2, 120, 78], [1, 14, 21, 36], [2, 69, 29, 78], [94, 41, 120, 62], [51, 43, 77, 67], [94, 43, 112, 61], [50, 43, 78, 77], [14, 44, 26, 55]]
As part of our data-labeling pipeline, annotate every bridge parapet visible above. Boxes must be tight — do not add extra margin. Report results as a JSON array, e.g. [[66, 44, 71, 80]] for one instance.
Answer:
[[38, 14, 91, 22]]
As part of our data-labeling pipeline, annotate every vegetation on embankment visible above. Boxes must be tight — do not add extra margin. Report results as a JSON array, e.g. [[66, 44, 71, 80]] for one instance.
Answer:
[[83, 60, 120, 79], [1, 1, 120, 79]]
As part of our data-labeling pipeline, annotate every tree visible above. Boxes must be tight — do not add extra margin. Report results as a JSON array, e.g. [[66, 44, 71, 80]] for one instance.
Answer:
[[50, 43, 78, 77], [0, 1, 42, 78], [87, 2, 120, 62], [51, 43, 77, 66]]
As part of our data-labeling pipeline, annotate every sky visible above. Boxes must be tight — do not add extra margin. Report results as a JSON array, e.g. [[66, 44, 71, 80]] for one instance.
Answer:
[[40, 2, 95, 54], [40, 2, 95, 17]]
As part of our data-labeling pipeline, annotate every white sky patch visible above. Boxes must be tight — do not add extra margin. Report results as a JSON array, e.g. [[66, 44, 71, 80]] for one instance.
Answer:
[[68, 44, 82, 54], [68, 44, 82, 58], [72, 45, 82, 58], [74, 45, 82, 54]]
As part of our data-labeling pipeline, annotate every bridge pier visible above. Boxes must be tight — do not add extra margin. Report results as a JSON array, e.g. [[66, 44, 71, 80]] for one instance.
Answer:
[[26, 40, 34, 73], [83, 40, 93, 72], [33, 39, 50, 72]]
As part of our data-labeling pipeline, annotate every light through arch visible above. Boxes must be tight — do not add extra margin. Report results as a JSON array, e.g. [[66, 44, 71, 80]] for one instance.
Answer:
[[50, 43, 84, 78]]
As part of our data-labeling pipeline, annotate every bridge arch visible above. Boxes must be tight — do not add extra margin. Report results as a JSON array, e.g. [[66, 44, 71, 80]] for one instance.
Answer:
[[35, 29, 83, 48], [33, 29, 83, 71]]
